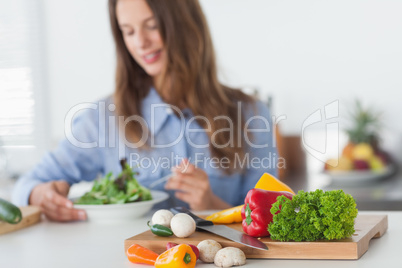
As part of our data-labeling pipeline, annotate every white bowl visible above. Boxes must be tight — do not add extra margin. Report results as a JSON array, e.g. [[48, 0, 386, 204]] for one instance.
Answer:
[[324, 164, 396, 185], [73, 190, 169, 222]]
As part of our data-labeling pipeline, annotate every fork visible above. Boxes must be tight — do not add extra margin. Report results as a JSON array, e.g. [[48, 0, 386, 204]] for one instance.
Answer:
[[148, 173, 174, 189]]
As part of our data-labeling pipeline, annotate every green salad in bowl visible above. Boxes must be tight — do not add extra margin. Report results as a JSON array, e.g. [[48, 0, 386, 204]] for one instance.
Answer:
[[74, 159, 152, 205], [73, 159, 169, 221]]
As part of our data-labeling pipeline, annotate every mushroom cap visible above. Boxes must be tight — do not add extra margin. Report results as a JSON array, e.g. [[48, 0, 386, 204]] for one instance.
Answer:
[[170, 213, 196, 238], [214, 247, 246, 267]]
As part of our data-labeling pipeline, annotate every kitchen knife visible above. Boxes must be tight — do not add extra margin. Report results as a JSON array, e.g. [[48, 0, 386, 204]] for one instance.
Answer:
[[170, 207, 268, 251]]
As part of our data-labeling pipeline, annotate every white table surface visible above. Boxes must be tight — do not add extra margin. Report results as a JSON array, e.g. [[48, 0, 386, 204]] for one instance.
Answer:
[[0, 210, 399, 268]]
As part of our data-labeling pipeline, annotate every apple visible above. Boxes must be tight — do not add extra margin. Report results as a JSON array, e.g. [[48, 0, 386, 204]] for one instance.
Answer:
[[369, 156, 385, 171], [353, 159, 370, 170], [336, 157, 353, 171], [324, 159, 338, 170], [325, 157, 352, 171]]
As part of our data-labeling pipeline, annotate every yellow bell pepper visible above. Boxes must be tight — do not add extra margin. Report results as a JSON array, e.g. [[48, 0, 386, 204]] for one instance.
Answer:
[[205, 205, 243, 224], [154, 244, 196, 268], [206, 173, 295, 224], [254, 173, 296, 195]]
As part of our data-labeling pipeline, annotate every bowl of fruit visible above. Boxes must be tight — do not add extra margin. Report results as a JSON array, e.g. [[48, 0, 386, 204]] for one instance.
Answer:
[[324, 101, 395, 184]]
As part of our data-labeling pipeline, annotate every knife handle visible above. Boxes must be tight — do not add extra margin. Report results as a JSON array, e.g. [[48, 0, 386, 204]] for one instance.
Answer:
[[170, 207, 214, 226]]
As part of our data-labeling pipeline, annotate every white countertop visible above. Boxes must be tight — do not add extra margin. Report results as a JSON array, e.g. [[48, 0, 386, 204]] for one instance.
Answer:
[[0, 211, 399, 268]]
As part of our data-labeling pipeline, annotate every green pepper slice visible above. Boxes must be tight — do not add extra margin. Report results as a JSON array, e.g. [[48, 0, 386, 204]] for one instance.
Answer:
[[147, 221, 173, 237]]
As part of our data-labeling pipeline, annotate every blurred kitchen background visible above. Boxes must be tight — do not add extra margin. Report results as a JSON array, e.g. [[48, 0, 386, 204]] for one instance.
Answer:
[[1, 0, 402, 208]]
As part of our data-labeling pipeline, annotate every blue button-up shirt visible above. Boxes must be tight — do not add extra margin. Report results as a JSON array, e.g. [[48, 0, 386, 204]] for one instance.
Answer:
[[12, 88, 277, 208]]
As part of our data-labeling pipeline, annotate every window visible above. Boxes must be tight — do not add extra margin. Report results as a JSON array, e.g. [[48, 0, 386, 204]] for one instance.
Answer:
[[0, 68, 35, 146], [0, 0, 48, 176]]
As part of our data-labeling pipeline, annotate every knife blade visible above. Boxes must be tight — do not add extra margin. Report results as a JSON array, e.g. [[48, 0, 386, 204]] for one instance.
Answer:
[[170, 207, 268, 251]]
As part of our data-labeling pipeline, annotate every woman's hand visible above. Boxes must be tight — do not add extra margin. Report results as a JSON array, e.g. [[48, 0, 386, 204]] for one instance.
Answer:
[[29, 181, 86, 222], [165, 159, 231, 211]]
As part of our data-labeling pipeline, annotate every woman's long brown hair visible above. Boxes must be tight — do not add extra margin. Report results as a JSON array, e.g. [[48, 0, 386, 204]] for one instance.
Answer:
[[108, 0, 255, 174]]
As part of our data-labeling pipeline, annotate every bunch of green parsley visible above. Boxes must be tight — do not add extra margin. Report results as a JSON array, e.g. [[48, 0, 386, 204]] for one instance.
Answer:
[[268, 189, 358, 241]]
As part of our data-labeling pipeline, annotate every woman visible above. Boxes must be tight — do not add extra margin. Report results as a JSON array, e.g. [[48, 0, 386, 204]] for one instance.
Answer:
[[12, 0, 277, 221]]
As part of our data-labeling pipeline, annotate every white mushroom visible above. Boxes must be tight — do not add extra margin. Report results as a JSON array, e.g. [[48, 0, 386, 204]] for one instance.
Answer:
[[197, 239, 222, 263], [170, 213, 196, 238], [151, 209, 174, 227], [214, 247, 246, 267]]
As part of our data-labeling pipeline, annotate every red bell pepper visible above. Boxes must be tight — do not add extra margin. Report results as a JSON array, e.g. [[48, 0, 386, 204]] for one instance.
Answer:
[[241, 188, 293, 237]]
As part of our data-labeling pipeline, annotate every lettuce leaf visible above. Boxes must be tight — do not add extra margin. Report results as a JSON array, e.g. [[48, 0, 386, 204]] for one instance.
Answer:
[[74, 159, 152, 205]]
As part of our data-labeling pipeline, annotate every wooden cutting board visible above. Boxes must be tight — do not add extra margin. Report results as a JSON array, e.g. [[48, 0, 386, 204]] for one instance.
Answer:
[[125, 214, 387, 260], [0, 206, 41, 235]]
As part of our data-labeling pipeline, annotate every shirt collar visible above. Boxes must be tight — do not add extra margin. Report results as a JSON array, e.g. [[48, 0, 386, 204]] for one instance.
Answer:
[[141, 88, 170, 136]]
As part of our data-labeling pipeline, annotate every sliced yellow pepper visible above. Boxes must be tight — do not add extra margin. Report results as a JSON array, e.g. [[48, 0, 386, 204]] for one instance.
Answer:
[[254, 173, 296, 195], [205, 205, 243, 224], [206, 173, 295, 224]]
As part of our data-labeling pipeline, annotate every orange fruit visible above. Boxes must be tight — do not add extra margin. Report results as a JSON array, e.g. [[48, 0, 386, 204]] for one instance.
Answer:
[[342, 142, 355, 159]]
